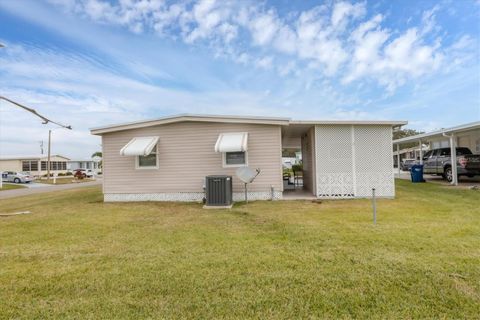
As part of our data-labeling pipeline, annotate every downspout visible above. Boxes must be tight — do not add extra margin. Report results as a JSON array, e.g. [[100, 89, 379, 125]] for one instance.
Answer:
[[443, 132, 458, 186]]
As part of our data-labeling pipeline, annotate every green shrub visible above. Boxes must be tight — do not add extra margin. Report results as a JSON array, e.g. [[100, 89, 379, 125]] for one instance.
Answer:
[[292, 164, 303, 172], [65, 172, 73, 176]]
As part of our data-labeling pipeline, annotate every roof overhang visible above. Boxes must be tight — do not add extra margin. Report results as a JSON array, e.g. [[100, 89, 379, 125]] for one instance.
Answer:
[[90, 113, 408, 135], [393, 121, 480, 145], [91, 114, 291, 135], [0, 155, 71, 161], [290, 120, 407, 127]]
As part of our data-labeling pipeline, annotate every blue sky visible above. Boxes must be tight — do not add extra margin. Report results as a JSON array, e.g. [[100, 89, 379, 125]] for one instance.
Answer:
[[0, 0, 479, 158]]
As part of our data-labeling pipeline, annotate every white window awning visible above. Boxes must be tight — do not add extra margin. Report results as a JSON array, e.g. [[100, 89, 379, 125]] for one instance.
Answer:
[[215, 132, 248, 152], [120, 136, 159, 156]]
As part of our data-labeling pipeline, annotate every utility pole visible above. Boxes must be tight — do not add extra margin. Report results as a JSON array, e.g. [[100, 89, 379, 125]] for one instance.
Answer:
[[47, 130, 52, 180]]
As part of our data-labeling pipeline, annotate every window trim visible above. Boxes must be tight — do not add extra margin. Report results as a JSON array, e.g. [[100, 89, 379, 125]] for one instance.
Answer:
[[135, 144, 159, 170], [222, 151, 248, 168]]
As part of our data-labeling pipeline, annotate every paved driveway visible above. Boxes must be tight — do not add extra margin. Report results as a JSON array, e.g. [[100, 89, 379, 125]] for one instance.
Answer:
[[0, 180, 102, 200], [23, 182, 51, 188], [394, 169, 480, 188]]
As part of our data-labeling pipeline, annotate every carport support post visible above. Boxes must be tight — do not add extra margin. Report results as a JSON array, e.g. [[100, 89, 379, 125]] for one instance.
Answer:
[[449, 134, 458, 186], [419, 140, 423, 165], [396, 144, 401, 177]]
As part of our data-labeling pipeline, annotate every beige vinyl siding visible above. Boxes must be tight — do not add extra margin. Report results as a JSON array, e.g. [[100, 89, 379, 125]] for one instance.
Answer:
[[102, 121, 283, 194]]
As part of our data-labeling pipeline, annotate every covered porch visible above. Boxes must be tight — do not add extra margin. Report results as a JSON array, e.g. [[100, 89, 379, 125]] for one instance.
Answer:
[[281, 123, 317, 199]]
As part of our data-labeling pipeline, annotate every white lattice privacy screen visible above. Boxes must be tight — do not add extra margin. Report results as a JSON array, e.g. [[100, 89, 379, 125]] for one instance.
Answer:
[[315, 125, 394, 199]]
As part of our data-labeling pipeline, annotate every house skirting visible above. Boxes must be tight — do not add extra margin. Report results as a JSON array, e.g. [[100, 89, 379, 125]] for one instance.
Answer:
[[104, 191, 283, 202]]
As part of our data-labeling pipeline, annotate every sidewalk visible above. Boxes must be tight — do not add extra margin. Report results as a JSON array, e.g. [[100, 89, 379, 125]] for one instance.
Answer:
[[0, 180, 102, 200]]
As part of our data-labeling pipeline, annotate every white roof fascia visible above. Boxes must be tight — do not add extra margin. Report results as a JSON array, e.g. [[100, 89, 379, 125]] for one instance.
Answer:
[[91, 114, 291, 135], [290, 120, 408, 126]]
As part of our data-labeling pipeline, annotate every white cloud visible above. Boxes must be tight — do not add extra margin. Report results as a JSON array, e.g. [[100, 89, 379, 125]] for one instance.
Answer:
[[273, 25, 297, 54], [17, 1, 480, 93], [254, 56, 273, 69], [249, 10, 280, 46], [277, 61, 297, 76], [184, 0, 231, 43], [420, 4, 440, 36], [234, 52, 250, 65], [331, 1, 366, 29], [342, 6, 451, 92]]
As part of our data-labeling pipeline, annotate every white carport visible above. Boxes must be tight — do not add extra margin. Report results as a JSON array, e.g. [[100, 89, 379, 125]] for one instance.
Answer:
[[393, 121, 480, 186]]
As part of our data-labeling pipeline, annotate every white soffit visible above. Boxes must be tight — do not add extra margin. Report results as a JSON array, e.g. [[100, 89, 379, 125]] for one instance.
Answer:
[[120, 136, 159, 156], [215, 132, 248, 152]]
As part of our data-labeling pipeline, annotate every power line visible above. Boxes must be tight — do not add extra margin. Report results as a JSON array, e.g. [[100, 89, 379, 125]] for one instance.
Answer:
[[0, 95, 72, 129]]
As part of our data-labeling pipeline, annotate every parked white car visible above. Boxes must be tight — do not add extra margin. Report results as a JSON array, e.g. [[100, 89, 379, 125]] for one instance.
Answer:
[[1, 171, 34, 183]]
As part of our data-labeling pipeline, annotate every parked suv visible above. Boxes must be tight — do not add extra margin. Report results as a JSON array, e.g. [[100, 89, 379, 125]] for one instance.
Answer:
[[422, 147, 480, 182], [1, 171, 34, 183]]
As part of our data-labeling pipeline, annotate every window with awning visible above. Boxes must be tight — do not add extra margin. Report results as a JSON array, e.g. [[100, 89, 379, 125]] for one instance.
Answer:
[[215, 132, 249, 167], [120, 136, 159, 169], [120, 136, 159, 156], [215, 132, 248, 152]]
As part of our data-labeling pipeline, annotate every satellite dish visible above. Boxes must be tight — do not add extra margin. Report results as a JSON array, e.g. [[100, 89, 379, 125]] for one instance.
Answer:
[[236, 167, 261, 203], [236, 167, 261, 183]]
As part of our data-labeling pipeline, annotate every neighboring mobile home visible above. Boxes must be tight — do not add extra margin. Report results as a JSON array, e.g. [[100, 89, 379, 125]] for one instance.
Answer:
[[91, 114, 406, 202], [67, 159, 101, 172], [0, 154, 70, 176]]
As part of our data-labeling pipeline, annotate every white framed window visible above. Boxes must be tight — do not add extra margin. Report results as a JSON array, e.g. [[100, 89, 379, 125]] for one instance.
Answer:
[[135, 144, 159, 169], [223, 151, 248, 168]]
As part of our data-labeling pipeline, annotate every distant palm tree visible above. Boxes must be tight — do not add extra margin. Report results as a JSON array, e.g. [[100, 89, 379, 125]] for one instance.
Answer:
[[91, 151, 102, 169], [91, 151, 102, 158]]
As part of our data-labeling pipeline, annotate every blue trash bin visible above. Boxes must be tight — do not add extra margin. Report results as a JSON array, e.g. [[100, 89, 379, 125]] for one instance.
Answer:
[[410, 164, 424, 183]]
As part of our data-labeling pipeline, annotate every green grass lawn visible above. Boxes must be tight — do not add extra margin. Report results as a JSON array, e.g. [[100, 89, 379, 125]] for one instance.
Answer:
[[0, 183, 27, 191], [0, 180, 478, 319]]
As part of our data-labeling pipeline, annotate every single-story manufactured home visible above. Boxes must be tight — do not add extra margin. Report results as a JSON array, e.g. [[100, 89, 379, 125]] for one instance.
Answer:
[[91, 114, 406, 202], [67, 159, 101, 172], [0, 154, 70, 176]]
